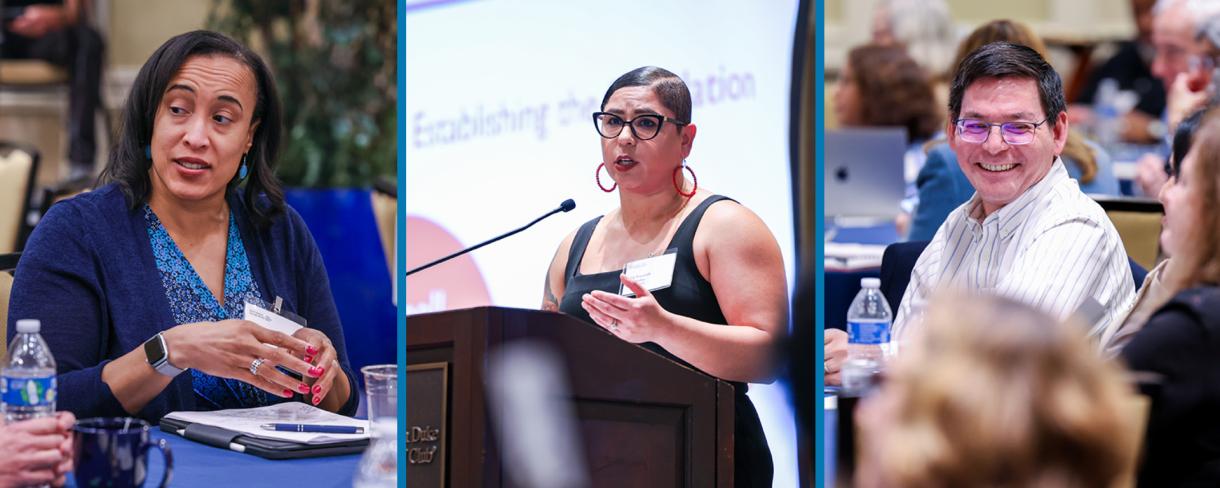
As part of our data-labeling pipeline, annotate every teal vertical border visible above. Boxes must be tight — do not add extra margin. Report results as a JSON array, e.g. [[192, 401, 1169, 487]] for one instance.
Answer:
[[814, 0, 825, 487], [396, 0, 407, 487]]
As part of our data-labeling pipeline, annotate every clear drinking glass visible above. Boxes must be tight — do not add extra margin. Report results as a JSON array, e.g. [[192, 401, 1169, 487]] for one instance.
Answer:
[[354, 364, 398, 488], [360, 364, 397, 432]]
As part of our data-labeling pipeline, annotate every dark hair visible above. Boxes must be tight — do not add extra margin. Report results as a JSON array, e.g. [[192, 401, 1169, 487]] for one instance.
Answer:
[[600, 66, 692, 125], [1171, 108, 1208, 177], [846, 44, 942, 142], [100, 30, 284, 227], [948, 42, 1066, 129]]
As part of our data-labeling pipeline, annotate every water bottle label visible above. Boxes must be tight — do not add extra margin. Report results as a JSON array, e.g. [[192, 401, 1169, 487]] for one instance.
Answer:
[[0, 376, 56, 407], [848, 320, 891, 345]]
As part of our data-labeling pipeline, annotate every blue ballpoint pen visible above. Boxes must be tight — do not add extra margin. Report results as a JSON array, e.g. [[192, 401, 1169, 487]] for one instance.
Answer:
[[260, 423, 365, 434]]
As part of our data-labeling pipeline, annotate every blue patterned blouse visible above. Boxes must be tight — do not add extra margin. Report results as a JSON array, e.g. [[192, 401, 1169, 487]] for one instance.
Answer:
[[144, 204, 289, 410]]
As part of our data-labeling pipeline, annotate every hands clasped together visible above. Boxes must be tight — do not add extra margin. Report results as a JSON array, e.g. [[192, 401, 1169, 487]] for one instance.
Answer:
[[163, 320, 343, 406]]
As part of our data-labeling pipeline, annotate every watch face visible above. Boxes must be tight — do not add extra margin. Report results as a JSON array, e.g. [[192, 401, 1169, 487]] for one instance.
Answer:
[[144, 335, 167, 364]]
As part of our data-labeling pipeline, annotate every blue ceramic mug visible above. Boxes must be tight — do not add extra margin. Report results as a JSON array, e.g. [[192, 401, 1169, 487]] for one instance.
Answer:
[[73, 418, 173, 488]]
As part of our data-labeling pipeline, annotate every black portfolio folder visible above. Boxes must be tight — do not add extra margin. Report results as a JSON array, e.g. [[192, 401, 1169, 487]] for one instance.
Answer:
[[159, 417, 369, 460]]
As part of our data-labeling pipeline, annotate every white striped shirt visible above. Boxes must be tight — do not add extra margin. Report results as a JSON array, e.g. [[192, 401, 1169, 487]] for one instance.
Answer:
[[892, 159, 1136, 344]]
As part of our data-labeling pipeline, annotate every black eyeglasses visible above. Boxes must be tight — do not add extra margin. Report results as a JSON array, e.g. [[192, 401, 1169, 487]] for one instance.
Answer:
[[593, 112, 687, 140]]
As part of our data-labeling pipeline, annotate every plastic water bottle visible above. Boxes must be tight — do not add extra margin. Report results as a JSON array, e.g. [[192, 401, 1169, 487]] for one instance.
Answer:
[[1092, 78, 1122, 150], [1, 319, 57, 423], [842, 278, 892, 395]]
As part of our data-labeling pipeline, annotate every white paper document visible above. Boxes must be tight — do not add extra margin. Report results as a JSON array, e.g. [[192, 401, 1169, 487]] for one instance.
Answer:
[[824, 243, 887, 270], [164, 402, 370, 445]]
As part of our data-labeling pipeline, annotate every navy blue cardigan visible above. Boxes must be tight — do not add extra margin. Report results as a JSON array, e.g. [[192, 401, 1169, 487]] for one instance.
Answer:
[[7, 183, 359, 420]]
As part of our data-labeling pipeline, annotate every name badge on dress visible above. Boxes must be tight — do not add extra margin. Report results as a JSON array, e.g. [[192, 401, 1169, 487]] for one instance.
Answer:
[[619, 251, 677, 297]]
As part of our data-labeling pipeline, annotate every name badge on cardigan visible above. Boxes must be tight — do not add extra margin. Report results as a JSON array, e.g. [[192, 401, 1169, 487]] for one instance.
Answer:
[[619, 251, 677, 297], [243, 297, 305, 336]]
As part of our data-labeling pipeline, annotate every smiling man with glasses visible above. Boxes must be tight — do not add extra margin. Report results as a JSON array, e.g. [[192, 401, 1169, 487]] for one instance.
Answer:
[[887, 42, 1137, 346]]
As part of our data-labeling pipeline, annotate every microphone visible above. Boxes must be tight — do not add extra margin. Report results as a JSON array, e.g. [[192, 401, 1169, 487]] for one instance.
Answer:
[[405, 199, 576, 277]]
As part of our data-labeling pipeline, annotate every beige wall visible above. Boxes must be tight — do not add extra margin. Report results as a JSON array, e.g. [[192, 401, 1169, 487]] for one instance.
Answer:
[[106, 0, 210, 70], [824, 0, 1136, 72], [823, 0, 1138, 129]]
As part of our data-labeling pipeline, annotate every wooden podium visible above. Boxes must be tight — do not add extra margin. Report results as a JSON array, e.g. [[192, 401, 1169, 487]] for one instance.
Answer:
[[405, 306, 735, 487]]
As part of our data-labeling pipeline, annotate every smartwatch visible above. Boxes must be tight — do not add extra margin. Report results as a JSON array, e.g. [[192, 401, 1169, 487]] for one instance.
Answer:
[[143, 332, 185, 377]]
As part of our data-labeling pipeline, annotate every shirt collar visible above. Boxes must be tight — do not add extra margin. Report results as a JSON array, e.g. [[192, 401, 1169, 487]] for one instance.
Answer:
[[965, 157, 1067, 236]]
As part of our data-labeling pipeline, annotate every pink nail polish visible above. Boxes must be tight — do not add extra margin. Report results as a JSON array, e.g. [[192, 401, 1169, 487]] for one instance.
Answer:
[[312, 384, 322, 394], [282, 389, 293, 397], [312, 395, 320, 405], [316, 366, 326, 376], [306, 345, 319, 355], [304, 355, 314, 363], [297, 384, 310, 394]]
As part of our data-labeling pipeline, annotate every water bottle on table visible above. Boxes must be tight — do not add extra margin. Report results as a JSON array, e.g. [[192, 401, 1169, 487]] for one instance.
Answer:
[[1, 319, 57, 423], [842, 278, 892, 395]]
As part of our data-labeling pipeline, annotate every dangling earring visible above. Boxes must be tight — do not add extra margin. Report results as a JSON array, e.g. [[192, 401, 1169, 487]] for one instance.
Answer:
[[596, 162, 617, 192], [144, 146, 152, 160], [673, 160, 697, 198], [238, 154, 249, 180]]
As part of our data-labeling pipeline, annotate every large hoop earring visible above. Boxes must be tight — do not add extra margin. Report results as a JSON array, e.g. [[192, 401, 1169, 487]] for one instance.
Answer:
[[673, 162, 697, 198], [596, 162, 617, 192]]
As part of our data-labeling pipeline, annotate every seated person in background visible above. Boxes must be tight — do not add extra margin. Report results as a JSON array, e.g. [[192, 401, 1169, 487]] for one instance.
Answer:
[[1121, 106, 1220, 487], [1133, 0, 1220, 197], [1098, 108, 1206, 357], [855, 293, 1135, 488], [1, 0, 104, 176], [1070, 0, 1166, 145], [907, 19, 1119, 242], [7, 30, 357, 421], [825, 42, 1135, 384], [870, 0, 957, 84], [833, 44, 943, 225]]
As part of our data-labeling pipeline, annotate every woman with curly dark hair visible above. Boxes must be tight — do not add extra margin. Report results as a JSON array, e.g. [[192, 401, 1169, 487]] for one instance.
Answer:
[[835, 43, 944, 143], [834, 44, 944, 219]]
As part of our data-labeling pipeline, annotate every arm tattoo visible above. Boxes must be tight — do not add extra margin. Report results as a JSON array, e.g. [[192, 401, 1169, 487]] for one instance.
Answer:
[[542, 272, 560, 311]]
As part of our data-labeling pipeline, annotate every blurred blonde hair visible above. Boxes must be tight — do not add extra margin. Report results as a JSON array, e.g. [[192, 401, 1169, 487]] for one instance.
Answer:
[[861, 293, 1134, 488], [949, 19, 1098, 184]]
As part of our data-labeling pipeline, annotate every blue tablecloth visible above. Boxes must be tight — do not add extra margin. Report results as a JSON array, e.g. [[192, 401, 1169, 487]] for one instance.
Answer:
[[67, 429, 362, 488]]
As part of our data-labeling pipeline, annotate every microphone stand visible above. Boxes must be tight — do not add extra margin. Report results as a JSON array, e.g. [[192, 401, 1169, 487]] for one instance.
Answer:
[[405, 200, 575, 277]]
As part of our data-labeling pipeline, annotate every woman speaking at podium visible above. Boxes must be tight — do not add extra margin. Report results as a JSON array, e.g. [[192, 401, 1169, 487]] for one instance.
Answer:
[[541, 66, 789, 486]]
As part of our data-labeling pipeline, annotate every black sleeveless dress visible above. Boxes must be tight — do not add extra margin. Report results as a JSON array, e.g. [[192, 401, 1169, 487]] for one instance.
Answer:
[[558, 195, 774, 487]]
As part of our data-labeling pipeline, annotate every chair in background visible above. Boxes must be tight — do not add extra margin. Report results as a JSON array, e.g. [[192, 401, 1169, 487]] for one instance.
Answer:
[[1113, 391, 1151, 488], [0, 59, 68, 86], [1095, 196, 1164, 271], [370, 176, 397, 278], [0, 142, 40, 253], [0, 252, 19, 359], [879, 240, 1148, 314]]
